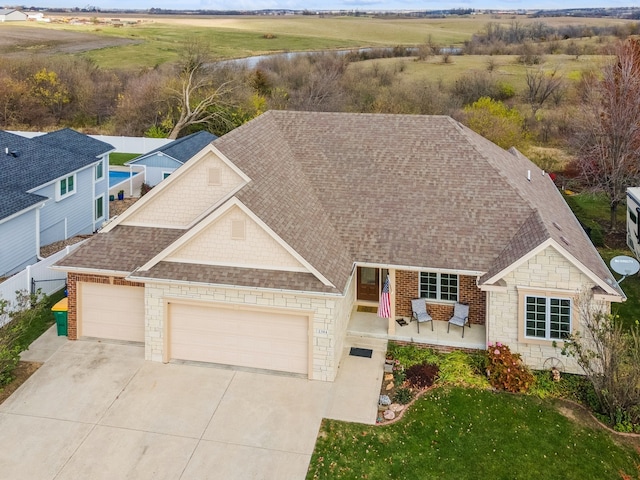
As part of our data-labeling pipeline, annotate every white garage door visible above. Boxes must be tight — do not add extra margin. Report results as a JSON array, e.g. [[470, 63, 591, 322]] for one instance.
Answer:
[[78, 282, 145, 342], [168, 303, 309, 375]]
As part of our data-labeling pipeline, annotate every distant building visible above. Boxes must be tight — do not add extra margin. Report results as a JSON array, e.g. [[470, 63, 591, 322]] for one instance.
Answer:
[[0, 9, 28, 22]]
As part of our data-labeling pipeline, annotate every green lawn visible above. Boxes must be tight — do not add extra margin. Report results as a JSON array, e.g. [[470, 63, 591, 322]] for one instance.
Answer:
[[307, 387, 640, 479], [110, 152, 139, 166]]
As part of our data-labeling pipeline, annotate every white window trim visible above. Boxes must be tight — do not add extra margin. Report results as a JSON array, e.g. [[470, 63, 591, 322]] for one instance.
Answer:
[[418, 272, 459, 303], [523, 295, 572, 342], [94, 194, 105, 221], [95, 160, 104, 181], [517, 287, 578, 345], [56, 173, 77, 201]]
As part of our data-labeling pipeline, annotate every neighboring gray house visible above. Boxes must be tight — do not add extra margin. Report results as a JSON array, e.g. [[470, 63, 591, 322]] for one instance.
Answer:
[[0, 9, 28, 21], [125, 131, 217, 186], [0, 129, 113, 277]]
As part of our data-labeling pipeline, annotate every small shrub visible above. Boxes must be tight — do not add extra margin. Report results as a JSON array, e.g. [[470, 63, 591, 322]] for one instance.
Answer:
[[140, 182, 153, 196], [405, 362, 439, 389], [0, 290, 48, 386], [393, 386, 413, 404], [438, 350, 491, 388], [263, 33, 277, 39], [386, 342, 440, 368], [392, 360, 405, 385], [486, 343, 534, 393]]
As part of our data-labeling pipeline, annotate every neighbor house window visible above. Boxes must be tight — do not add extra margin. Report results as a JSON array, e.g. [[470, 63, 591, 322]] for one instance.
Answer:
[[95, 161, 104, 181], [57, 174, 76, 200], [95, 195, 104, 221], [162, 171, 172, 180], [525, 296, 572, 340], [419, 272, 458, 302]]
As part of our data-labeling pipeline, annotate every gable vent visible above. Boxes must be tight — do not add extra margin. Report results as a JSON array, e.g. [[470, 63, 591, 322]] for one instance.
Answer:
[[208, 167, 221, 186], [231, 219, 245, 240], [552, 222, 562, 231]]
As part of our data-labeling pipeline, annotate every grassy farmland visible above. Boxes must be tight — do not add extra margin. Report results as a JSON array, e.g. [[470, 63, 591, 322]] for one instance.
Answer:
[[1, 13, 633, 69]]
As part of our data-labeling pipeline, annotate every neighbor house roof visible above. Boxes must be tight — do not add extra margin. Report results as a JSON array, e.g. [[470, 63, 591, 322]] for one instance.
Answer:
[[126, 131, 217, 166], [0, 130, 114, 221], [55, 111, 621, 296]]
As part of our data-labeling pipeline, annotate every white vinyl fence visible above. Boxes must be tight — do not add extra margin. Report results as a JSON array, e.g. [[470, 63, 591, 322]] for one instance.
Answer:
[[9, 131, 171, 154], [0, 243, 83, 326]]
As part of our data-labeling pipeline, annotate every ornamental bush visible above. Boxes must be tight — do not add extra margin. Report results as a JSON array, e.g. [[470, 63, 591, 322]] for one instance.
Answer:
[[486, 343, 534, 393], [405, 362, 439, 389]]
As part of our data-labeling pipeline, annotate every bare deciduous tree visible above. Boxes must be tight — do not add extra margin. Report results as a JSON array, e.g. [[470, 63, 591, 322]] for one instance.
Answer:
[[571, 39, 640, 230], [524, 67, 564, 115], [166, 40, 234, 139]]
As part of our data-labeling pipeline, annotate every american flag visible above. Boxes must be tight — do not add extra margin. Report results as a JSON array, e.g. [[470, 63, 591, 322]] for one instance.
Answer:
[[377, 275, 391, 318]]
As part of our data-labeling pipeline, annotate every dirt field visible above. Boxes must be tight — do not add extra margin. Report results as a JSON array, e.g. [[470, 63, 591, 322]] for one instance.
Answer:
[[0, 24, 138, 56]]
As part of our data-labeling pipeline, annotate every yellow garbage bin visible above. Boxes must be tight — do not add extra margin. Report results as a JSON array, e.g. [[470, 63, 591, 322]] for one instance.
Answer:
[[51, 297, 68, 336]]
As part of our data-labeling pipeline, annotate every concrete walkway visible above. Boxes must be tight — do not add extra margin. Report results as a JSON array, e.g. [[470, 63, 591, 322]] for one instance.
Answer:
[[0, 326, 385, 479]]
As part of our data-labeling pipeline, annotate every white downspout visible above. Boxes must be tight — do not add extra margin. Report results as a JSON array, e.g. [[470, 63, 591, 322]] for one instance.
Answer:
[[36, 203, 45, 261]]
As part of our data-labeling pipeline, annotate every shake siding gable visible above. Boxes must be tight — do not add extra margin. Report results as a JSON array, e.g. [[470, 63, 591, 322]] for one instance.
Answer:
[[166, 205, 307, 271], [123, 151, 246, 228]]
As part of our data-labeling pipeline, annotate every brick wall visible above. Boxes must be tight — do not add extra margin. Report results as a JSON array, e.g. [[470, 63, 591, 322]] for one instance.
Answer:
[[66, 272, 143, 340], [394, 271, 485, 325]]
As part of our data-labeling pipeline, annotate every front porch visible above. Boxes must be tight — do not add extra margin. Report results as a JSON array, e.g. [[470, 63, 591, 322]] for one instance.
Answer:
[[346, 307, 486, 351]]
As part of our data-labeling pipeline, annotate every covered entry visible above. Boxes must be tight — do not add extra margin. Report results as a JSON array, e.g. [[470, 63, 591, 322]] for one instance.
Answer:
[[77, 282, 145, 342], [167, 302, 310, 376]]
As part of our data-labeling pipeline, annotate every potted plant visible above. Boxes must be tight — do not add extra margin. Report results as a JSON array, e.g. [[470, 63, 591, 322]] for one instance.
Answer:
[[117, 190, 125, 200]]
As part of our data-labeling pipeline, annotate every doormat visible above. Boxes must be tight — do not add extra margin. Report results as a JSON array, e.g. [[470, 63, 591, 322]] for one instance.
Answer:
[[349, 347, 373, 358], [357, 306, 377, 313], [396, 318, 408, 327]]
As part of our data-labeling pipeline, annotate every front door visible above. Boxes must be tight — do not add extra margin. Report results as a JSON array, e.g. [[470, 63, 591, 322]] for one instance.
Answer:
[[357, 267, 379, 301]]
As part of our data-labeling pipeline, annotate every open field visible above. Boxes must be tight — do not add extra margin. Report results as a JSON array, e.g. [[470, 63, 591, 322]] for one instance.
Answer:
[[0, 13, 634, 68]]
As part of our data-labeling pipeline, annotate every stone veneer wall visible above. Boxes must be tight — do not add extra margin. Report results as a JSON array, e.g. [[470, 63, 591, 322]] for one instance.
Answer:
[[145, 282, 347, 381], [487, 246, 601, 374], [395, 270, 486, 325], [66, 273, 144, 340]]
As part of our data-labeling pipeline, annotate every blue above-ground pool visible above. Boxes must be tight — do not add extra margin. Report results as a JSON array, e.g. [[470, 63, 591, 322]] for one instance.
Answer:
[[109, 170, 140, 188]]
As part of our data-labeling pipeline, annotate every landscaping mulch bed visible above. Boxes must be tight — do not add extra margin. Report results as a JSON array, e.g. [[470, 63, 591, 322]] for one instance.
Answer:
[[0, 361, 41, 405]]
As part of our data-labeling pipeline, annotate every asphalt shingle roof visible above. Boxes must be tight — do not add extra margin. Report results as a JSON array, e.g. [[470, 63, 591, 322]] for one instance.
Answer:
[[127, 131, 217, 165], [56, 111, 619, 295], [0, 129, 113, 220], [57, 226, 184, 273]]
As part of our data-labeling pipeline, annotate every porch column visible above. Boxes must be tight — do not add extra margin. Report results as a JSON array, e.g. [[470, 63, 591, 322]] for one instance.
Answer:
[[388, 269, 396, 335]]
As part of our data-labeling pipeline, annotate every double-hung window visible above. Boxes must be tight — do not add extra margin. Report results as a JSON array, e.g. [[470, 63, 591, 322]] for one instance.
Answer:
[[419, 272, 458, 302], [57, 174, 76, 200], [525, 295, 572, 340], [95, 161, 104, 181]]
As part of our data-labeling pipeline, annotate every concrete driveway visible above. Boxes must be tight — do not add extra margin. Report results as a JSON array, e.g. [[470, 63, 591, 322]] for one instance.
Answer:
[[0, 328, 385, 480]]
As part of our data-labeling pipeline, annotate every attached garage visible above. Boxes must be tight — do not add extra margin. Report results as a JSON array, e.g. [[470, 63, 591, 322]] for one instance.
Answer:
[[167, 302, 310, 376], [77, 282, 145, 342]]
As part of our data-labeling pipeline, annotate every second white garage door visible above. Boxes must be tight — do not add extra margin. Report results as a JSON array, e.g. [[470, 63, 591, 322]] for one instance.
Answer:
[[78, 282, 145, 342], [168, 302, 309, 375]]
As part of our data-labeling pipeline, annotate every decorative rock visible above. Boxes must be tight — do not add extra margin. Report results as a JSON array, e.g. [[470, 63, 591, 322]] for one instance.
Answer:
[[383, 409, 396, 420], [389, 403, 405, 413], [384, 373, 394, 381], [379, 395, 391, 406], [385, 381, 394, 391], [384, 364, 393, 373]]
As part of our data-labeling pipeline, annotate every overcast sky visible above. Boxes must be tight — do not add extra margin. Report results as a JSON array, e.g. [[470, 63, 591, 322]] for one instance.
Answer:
[[22, 0, 638, 11]]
